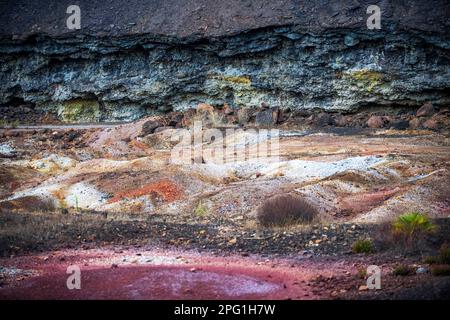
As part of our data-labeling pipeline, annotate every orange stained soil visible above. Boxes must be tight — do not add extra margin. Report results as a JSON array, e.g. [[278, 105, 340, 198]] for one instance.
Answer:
[[108, 179, 183, 203]]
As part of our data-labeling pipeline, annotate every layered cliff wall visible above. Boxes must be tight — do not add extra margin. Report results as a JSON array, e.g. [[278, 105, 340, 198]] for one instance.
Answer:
[[1, 0, 449, 122]]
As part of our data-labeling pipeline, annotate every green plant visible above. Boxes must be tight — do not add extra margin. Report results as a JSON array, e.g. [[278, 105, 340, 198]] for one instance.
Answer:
[[393, 265, 415, 276], [194, 201, 207, 217], [74, 195, 80, 212], [256, 194, 317, 227], [10, 120, 19, 129], [0, 119, 19, 128], [392, 212, 436, 246], [357, 267, 367, 279], [352, 239, 375, 254]]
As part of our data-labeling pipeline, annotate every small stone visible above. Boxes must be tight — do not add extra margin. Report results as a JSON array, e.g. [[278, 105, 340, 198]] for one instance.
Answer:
[[416, 267, 429, 274], [358, 285, 368, 291], [423, 119, 438, 130], [255, 109, 278, 126], [237, 108, 251, 124], [344, 34, 359, 47], [409, 118, 422, 129], [111, 263, 118, 269], [196, 103, 214, 114], [367, 115, 385, 128], [261, 102, 270, 109], [141, 119, 161, 135], [315, 113, 335, 126], [223, 103, 233, 115], [334, 115, 350, 127], [416, 102, 435, 117]]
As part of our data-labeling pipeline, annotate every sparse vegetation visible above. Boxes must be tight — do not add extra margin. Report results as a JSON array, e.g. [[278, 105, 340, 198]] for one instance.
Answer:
[[357, 267, 367, 279], [392, 212, 436, 247], [393, 265, 415, 276], [10, 119, 19, 128], [430, 265, 450, 276], [0, 119, 20, 128], [352, 239, 375, 254], [256, 194, 317, 227], [194, 200, 208, 217]]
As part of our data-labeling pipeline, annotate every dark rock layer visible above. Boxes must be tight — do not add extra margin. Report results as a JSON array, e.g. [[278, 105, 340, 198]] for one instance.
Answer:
[[1, 0, 449, 122]]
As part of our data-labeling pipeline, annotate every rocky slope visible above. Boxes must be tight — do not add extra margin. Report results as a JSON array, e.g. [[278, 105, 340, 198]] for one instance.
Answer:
[[1, 0, 449, 122]]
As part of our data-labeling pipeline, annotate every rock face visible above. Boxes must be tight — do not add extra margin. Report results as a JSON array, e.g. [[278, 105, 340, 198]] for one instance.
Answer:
[[0, 0, 450, 122]]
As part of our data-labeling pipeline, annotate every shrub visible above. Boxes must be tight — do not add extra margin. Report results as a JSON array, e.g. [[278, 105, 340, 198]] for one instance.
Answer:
[[393, 265, 415, 276], [352, 239, 375, 254], [357, 267, 367, 279], [431, 265, 450, 276], [194, 201, 207, 217], [11, 120, 19, 129], [256, 194, 317, 227], [392, 212, 436, 246]]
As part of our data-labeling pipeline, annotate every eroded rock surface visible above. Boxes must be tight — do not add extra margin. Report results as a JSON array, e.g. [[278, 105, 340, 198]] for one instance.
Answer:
[[1, 0, 449, 121]]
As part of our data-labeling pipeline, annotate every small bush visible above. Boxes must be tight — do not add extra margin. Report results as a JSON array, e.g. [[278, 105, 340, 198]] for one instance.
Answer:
[[393, 265, 415, 276], [194, 201, 207, 217], [256, 194, 317, 227], [0, 119, 19, 128], [392, 212, 436, 246], [357, 267, 367, 279], [431, 265, 450, 276], [352, 239, 375, 254], [10, 120, 19, 129]]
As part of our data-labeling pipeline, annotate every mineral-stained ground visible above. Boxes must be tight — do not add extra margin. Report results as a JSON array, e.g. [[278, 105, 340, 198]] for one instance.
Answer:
[[0, 0, 449, 300]]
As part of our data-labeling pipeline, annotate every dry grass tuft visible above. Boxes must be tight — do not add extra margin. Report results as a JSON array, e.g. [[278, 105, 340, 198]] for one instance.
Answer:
[[256, 194, 318, 227]]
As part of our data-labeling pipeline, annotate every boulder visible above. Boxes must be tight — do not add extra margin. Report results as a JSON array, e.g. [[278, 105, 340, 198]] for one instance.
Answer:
[[366, 115, 385, 128], [140, 119, 161, 136], [409, 118, 422, 129], [255, 109, 278, 126], [315, 113, 335, 126], [223, 103, 234, 115], [334, 114, 350, 127], [181, 109, 196, 127], [196, 103, 214, 115], [390, 119, 409, 130], [416, 102, 435, 117], [422, 119, 438, 130], [237, 108, 251, 125]]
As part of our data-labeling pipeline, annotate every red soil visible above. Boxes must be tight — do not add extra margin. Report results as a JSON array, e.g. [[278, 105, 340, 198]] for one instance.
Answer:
[[108, 179, 183, 203], [0, 249, 318, 300]]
